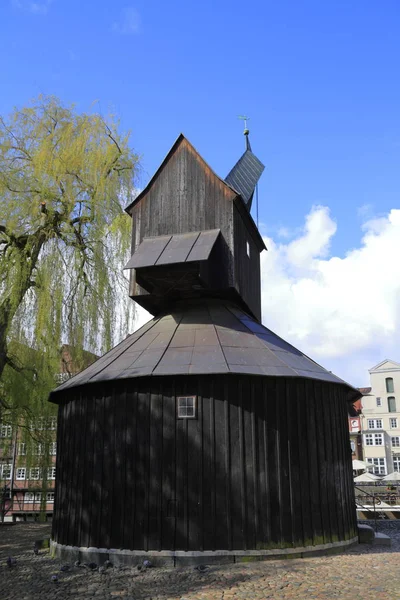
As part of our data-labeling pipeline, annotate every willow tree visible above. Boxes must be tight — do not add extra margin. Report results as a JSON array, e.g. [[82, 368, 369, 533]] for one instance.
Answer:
[[0, 96, 139, 442]]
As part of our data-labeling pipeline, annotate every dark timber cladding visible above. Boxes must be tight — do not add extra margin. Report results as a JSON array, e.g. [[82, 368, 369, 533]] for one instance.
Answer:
[[52, 375, 357, 552], [125, 135, 266, 321], [50, 131, 361, 562]]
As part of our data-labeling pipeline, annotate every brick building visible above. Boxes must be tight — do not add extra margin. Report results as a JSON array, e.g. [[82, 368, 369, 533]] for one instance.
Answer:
[[0, 345, 96, 522]]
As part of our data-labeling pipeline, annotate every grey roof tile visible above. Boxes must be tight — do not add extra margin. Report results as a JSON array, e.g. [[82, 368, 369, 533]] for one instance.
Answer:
[[50, 300, 359, 400]]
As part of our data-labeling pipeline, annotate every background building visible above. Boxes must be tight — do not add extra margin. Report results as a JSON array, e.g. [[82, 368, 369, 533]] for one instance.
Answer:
[[0, 417, 57, 522], [349, 397, 363, 461], [360, 359, 400, 475], [0, 345, 96, 522]]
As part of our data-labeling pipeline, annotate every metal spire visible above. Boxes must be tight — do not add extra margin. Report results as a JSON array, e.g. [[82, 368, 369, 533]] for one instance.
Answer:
[[238, 115, 251, 149]]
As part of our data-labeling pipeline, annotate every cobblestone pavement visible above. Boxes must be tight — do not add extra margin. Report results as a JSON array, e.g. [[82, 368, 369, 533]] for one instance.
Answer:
[[1, 522, 400, 599]]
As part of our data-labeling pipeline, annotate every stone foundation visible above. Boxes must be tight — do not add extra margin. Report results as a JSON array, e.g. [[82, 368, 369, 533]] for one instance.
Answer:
[[50, 537, 359, 567]]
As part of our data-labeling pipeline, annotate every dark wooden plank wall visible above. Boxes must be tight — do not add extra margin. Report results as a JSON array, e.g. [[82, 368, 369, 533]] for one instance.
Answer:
[[129, 140, 237, 298], [233, 205, 262, 321], [52, 375, 357, 551]]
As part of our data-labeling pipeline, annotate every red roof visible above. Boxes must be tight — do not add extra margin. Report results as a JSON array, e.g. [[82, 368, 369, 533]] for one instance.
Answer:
[[358, 387, 372, 395]]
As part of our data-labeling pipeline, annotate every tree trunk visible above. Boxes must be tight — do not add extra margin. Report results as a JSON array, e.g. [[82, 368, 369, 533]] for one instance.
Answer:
[[0, 229, 47, 386]]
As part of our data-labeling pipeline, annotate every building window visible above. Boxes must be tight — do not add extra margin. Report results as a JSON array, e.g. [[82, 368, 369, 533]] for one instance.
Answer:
[[390, 418, 398, 429], [33, 443, 43, 456], [177, 396, 196, 419], [386, 378, 395, 393], [54, 372, 71, 384], [46, 492, 55, 503], [36, 417, 45, 430], [48, 417, 57, 430], [47, 467, 56, 480], [1, 464, 12, 479], [17, 442, 26, 456], [367, 458, 386, 475], [246, 241, 250, 258], [24, 492, 34, 503], [394, 457, 400, 472], [367, 419, 383, 429], [16, 468, 26, 480], [0, 425, 12, 438], [34, 492, 42, 502], [376, 397, 382, 406], [49, 442, 57, 456], [388, 397, 396, 413], [364, 433, 383, 446], [29, 468, 40, 480], [392, 437, 400, 448], [350, 440, 356, 453]]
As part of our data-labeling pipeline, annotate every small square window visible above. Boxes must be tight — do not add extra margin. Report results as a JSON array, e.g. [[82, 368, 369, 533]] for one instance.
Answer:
[[16, 468, 26, 480], [0, 425, 12, 438], [376, 397, 382, 406], [1, 464, 12, 479], [29, 468, 40, 480], [177, 396, 196, 419]]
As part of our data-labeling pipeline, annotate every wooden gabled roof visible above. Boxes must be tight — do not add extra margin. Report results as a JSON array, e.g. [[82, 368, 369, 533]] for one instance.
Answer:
[[124, 134, 267, 252], [125, 134, 238, 213]]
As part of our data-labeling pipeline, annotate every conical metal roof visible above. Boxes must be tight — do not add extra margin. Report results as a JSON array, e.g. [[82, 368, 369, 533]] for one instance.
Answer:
[[50, 300, 359, 401]]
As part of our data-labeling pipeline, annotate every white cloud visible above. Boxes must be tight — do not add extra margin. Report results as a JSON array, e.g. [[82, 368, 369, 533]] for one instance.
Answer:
[[112, 7, 141, 35], [261, 206, 400, 386], [12, 0, 52, 14]]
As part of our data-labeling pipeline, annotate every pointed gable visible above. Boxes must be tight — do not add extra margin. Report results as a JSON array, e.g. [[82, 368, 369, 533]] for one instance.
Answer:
[[369, 359, 400, 373], [125, 134, 238, 215], [125, 134, 241, 257]]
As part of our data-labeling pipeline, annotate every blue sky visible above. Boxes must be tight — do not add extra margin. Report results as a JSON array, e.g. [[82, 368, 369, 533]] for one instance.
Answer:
[[1, 0, 400, 384]]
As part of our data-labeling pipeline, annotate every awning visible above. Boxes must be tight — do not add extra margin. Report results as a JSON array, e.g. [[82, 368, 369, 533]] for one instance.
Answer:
[[124, 229, 220, 270]]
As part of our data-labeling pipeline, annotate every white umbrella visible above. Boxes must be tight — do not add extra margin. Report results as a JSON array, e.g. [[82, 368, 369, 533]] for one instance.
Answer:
[[382, 471, 400, 481], [352, 459, 371, 471], [354, 472, 381, 482]]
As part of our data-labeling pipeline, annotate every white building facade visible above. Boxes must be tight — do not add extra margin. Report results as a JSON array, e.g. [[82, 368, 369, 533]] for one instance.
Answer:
[[361, 359, 400, 476]]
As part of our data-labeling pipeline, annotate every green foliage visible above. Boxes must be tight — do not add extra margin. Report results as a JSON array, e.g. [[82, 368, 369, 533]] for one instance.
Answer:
[[0, 95, 139, 444]]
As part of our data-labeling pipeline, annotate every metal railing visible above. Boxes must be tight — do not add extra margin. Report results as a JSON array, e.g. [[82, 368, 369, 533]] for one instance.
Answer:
[[354, 485, 381, 531]]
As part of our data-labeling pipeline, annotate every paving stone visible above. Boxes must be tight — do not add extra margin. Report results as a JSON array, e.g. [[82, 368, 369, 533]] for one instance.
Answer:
[[1, 522, 399, 599]]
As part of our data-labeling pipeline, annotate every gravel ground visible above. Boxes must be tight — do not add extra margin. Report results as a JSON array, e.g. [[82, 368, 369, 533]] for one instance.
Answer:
[[1, 522, 400, 599]]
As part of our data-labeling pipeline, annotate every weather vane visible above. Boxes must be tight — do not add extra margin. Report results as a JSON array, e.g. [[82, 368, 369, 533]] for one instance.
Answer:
[[238, 115, 250, 136]]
